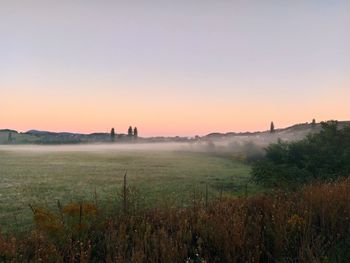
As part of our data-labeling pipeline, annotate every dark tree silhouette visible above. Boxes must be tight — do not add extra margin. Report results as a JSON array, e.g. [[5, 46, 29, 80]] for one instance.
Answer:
[[8, 132, 12, 142], [133, 127, 138, 139], [311, 119, 316, 128], [110, 128, 115, 142], [270, 122, 275, 133], [128, 126, 133, 137]]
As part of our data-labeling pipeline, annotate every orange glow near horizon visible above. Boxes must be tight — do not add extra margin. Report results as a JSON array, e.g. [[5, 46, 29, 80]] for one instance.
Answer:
[[1, 1, 349, 136], [2, 81, 349, 137]]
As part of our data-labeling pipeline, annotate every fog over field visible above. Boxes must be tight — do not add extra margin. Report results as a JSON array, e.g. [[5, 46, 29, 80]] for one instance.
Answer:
[[0, 128, 312, 155], [0, 143, 188, 153], [0, 137, 274, 157]]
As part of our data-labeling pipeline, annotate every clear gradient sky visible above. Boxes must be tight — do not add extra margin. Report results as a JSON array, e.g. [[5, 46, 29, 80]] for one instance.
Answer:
[[1, 1, 349, 136]]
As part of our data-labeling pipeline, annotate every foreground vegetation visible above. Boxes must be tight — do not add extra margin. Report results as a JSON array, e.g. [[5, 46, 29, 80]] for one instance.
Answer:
[[252, 121, 350, 187], [1, 179, 349, 262]]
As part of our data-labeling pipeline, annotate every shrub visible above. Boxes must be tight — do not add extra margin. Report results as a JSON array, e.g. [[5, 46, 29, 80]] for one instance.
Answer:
[[252, 121, 350, 187]]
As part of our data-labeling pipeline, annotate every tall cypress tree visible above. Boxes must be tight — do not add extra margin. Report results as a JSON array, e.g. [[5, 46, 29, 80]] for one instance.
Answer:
[[110, 128, 116, 142], [311, 119, 316, 128], [133, 127, 138, 139], [270, 122, 275, 133], [128, 126, 133, 137]]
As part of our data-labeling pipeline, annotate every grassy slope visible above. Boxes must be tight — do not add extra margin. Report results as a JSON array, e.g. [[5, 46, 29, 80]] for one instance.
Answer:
[[0, 149, 256, 233], [0, 132, 38, 144]]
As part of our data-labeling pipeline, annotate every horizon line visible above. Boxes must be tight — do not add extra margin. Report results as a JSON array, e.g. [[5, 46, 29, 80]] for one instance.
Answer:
[[1, 119, 348, 138]]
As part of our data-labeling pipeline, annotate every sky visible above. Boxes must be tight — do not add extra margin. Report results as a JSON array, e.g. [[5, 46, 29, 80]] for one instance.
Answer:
[[0, 1, 349, 136]]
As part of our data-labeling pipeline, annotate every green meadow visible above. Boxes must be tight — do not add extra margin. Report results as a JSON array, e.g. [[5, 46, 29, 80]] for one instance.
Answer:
[[0, 145, 255, 233]]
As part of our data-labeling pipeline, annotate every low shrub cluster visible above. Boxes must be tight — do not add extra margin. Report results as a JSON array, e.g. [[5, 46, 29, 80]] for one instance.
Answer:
[[252, 121, 350, 187], [1, 179, 350, 262]]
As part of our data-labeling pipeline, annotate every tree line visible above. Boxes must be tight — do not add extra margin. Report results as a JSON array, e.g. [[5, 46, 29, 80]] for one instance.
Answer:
[[110, 126, 138, 142]]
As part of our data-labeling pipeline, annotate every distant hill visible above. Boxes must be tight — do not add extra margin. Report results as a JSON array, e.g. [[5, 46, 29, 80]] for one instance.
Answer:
[[0, 130, 38, 144], [1, 120, 349, 145], [205, 121, 350, 138], [0, 129, 18, 133], [203, 121, 350, 146], [26, 130, 79, 136]]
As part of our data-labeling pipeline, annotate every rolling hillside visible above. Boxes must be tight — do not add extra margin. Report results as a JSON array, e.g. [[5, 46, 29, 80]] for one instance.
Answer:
[[1, 120, 349, 145]]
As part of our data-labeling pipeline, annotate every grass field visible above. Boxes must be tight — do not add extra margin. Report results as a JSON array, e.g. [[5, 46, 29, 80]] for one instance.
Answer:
[[0, 144, 255, 233]]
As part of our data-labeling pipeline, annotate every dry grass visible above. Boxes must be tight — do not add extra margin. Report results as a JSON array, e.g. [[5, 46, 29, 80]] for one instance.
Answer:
[[1, 179, 350, 262]]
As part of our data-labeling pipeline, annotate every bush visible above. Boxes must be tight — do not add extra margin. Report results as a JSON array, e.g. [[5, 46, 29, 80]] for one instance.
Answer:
[[252, 121, 350, 187]]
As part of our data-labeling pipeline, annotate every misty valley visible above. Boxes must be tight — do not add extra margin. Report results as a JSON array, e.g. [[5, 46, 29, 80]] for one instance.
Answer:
[[1, 1, 349, 261], [1, 125, 350, 262]]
